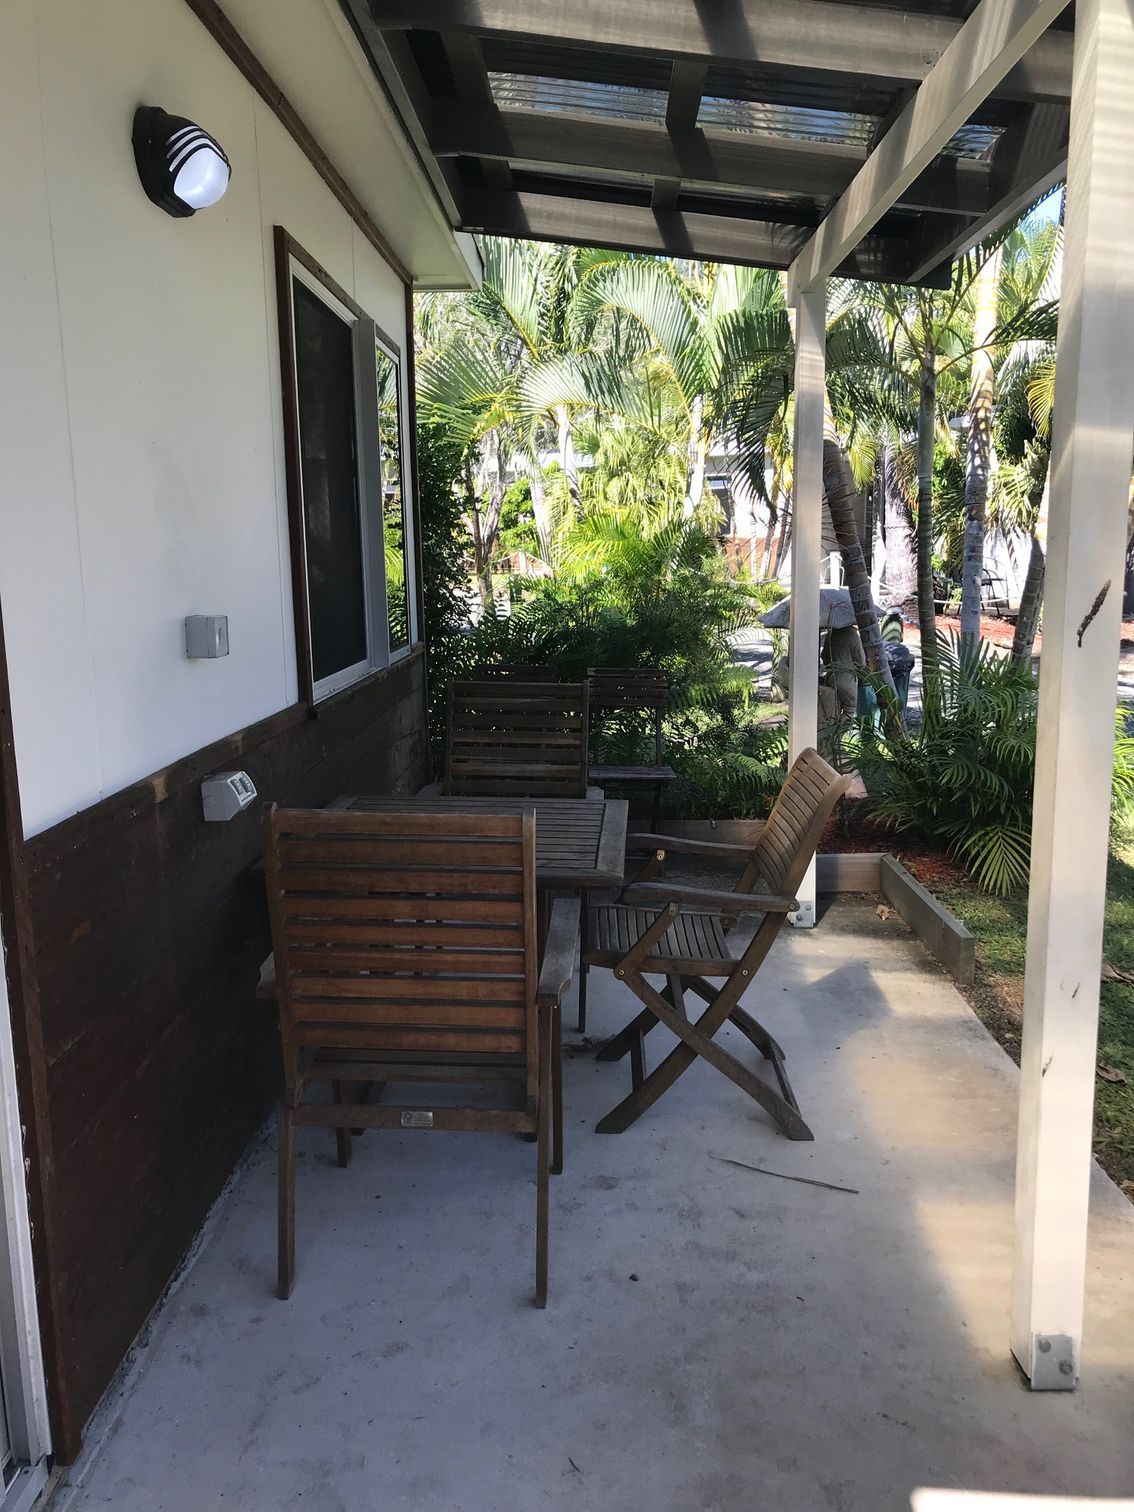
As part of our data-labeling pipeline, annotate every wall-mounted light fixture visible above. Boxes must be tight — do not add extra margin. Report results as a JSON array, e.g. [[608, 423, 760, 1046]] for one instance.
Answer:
[[132, 105, 231, 218]]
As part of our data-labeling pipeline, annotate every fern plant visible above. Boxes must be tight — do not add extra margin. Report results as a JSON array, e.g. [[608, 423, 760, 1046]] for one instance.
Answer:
[[858, 636, 1134, 893], [857, 634, 1038, 893]]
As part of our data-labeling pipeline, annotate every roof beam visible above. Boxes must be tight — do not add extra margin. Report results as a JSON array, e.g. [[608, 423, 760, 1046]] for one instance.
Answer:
[[787, 0, 1072, 299], [430, 105, 992, 219], [459, 188, 950, 285], [653, 59, 705, 212], [903, 101, 1068, 281], [365, 0, 1074, 104], [435, 31, 513, 193]]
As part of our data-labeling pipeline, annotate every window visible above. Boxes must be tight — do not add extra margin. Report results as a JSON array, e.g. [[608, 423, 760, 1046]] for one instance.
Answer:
[[277, 229, 416, 703], [375, 338, 411, 655]]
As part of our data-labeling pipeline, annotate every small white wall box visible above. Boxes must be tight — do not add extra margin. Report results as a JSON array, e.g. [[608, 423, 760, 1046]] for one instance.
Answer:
[[185, 615, 229, 658], [201, 771, 257, 822]]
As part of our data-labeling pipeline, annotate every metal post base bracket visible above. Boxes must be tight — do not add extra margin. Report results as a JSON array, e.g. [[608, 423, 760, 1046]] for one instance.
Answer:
[[1018, 1333, 1078, 1390], [790, 901, 816, 929]]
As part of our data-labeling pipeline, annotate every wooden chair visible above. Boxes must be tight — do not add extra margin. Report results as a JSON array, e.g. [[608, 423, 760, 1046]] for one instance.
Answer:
[[263, 805, 579, 1306], [587, 667, 677, 834], [444, 679, 596, 798], [583, 748, 848, 1140]]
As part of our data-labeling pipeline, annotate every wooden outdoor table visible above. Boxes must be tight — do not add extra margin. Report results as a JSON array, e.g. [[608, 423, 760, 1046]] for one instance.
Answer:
[[327, 794, 628, 893]]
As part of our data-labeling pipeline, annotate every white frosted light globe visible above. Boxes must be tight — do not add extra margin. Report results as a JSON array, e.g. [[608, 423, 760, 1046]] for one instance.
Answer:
[[173, 146, 230, 209]]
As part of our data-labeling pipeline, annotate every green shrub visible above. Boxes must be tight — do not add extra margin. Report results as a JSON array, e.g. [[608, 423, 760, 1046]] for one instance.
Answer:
[[449, 518, 789, 817], [857, 634, 1134, 893], [857, 635, 1037, 893]]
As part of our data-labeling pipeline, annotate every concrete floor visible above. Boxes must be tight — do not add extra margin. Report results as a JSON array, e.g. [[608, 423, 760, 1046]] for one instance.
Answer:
[[52, 901, 1134, 1512]]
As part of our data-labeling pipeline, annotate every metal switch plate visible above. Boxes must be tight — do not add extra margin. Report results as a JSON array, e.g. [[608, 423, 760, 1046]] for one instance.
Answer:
[[1030, 1333, 1077, 1390]]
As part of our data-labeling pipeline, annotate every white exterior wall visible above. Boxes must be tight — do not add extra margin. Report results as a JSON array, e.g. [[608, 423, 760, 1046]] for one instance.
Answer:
[[0, 0, 411, 836]]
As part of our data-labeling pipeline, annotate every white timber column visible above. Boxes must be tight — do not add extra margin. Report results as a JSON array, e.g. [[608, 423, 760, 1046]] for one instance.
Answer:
[[1011, 0, 1134, 1390], [787, 283, 826, 928]]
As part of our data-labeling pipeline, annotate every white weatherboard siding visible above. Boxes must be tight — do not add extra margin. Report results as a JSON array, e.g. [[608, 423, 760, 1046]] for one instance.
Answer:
[[0, 0, 411, 836]]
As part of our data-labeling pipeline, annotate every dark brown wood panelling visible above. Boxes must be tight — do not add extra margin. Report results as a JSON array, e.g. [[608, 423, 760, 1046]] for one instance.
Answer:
[[23, 650, 426, 1455]]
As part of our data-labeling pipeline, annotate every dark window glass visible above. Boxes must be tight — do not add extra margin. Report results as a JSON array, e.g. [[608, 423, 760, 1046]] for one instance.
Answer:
[[293, 279, 367, 684], [376, 345, 410, 651]]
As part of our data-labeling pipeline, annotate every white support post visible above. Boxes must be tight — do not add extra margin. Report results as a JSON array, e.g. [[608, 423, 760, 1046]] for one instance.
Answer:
[[787, 283, 826, 928], [1010, 0, 1134, 1390]]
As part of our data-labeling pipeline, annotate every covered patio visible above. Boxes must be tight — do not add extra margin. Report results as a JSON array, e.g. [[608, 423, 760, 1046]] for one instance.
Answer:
[[52, 901, 1134, 1511], [348, 0, 1134, 1397]]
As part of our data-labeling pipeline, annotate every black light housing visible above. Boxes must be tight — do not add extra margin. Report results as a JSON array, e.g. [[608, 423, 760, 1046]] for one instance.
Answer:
[[132, 105, 231, 218]]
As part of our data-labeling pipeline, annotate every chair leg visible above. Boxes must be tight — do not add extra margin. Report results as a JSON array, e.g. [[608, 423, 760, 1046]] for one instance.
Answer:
[[596, 1000, 662, 1061], [332, 1081, 352, 1168], [277, 1094, 296, 1300], [727, 1007, 801, 1113], [576, 905, 589, 1034], [552, 1001, 564, 1177], [535, 1013, 551, 1309], [597, 974, 682, 1062], [596, 972, 813, 1141]]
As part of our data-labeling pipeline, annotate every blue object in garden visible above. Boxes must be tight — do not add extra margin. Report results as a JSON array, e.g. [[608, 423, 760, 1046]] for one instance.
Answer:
[[857, 641, 914, 724]]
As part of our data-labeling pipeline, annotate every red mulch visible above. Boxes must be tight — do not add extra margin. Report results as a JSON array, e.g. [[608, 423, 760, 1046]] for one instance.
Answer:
[[898, 610, 1134, 654], [820, 808, 968, 889]]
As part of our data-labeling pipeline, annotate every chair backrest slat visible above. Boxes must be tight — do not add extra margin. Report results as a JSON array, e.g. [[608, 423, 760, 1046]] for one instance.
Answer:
[[446, 680, 590, 798], [265, 808, 539, 1093], [587, 667, 669, 712], [587, 667, 670, 765], [740, 748, 849, 897]]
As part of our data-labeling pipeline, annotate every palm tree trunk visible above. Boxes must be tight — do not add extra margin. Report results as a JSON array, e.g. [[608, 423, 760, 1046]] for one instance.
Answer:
[[760, 504, 777, 579], [916, 349, 939, 693], [1011, 472, 1050, 663], [823, 436, 903, 737], [684, 393, 707, 517], [526, 455, 552, 565], [960, 248, 1002, 644], [882, 442, 917, 599], [554, 404, 580, 512], [770, 498, 791, 577], [1011, 534, 1045, 663]]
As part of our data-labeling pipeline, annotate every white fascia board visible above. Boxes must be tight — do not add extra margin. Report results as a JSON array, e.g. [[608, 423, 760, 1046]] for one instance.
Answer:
[[215, 0, 479, 289]]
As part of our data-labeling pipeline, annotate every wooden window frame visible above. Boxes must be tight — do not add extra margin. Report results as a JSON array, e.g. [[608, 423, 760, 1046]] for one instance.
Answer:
[[274, 227, 416, 708]]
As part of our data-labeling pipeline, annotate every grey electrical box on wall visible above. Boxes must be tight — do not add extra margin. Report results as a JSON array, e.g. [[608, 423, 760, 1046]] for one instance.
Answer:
[[185, 615, 229, 658], [201, 771, 257, 821]]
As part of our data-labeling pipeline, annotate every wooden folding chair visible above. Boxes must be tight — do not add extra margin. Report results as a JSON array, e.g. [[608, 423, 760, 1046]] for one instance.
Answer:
[[584, 748, 849, 1140], [263, 805, 579, 1306], [444, 679, 598, 798], [586, 667, 677, 835]]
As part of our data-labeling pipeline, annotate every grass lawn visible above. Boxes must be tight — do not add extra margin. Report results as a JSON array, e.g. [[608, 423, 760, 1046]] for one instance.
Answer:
[[935, 818, 1134, 1197]]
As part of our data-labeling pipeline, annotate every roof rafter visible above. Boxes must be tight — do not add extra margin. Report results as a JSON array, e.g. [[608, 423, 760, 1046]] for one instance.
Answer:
[[787, 0, 1072, 299], [903, 101, 1068, 280], [459, 187, 950, 284], [428, 105, 994, 219], [364, 0, 1074, 104]]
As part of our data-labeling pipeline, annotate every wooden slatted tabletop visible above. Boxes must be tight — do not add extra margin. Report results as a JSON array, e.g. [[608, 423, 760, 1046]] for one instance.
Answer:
[[328, 795, 629, 892]]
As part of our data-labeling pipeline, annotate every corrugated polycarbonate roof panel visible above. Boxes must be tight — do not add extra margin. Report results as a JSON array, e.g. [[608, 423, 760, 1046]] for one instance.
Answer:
[[698, 96, 876, 147], [482, 38, 672, 92], [489, 71, 668, 123]]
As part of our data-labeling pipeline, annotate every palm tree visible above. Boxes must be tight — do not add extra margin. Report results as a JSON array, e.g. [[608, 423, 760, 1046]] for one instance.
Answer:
[[543, 257, 793, 521], [417, 239, 626, 592], [960, 246, 1002, 642], [960, 220, 1061, 640]]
